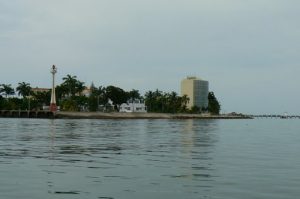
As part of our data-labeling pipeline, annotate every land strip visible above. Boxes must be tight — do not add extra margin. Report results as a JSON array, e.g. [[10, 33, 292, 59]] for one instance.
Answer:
[[0, 110, 252, 119], [55, 111, 252, 119]]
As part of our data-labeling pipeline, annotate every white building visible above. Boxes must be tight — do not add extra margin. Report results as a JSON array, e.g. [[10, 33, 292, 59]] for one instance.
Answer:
[[119, 100, 147, 113]]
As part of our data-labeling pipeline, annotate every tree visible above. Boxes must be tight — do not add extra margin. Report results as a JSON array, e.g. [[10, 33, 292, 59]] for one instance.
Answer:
[[128, 89, 141, 101], [16, 82, 31, 98], [56, 84, 69, 100], [144, 89, 168, 112], [32, 91, 51, 107], [208, 92, 221, 115], [0, 84, 15, 98], [61, 74, 85, 97], [180, 94, 190, 112], [190, 105, 201, 114], [61, 99, 79, 111], [144, 90, 154, 112], [97, 86, 108, 105], [74, 96, 88, 111], [167, 91, 178, 113], [87, 82, 98, 111], [144, 90, 189, 113], [86, 84, 110, 112], [106, 85, 128, 111], [88, 95, 98, 111], [0, 95, 4, 109], [127, 89, 141, 112]]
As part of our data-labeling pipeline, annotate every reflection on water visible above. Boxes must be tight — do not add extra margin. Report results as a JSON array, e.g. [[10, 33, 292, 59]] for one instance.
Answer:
[[179, 120, 218, 185], [0, 118, 300, 199]]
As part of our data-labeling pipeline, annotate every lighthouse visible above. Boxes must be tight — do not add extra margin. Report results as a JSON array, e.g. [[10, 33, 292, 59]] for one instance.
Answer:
[[50, 65, 57, 112]]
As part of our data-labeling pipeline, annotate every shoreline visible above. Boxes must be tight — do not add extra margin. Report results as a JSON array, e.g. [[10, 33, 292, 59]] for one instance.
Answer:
[[0, 110, 252, 119], [55, 111, 252, 119]]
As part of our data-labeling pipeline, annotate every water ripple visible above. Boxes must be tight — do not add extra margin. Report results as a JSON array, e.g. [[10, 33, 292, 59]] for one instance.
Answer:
[[0, 118, 299, 199]]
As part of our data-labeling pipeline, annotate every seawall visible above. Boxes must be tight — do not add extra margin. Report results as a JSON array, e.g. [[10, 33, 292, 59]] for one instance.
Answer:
[[0, 110, 252, 119], [0, 110, 55, 118]]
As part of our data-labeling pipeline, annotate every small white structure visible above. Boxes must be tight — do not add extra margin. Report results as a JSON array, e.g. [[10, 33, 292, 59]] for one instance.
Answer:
[[119, 100, 147, 113]]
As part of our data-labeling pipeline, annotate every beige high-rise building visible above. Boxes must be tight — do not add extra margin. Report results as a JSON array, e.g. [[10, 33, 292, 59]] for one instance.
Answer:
[[181, 76, 209, 109]]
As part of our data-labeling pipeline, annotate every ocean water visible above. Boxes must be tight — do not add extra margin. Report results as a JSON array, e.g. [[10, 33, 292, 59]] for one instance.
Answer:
[[0, 118, 299, 199]]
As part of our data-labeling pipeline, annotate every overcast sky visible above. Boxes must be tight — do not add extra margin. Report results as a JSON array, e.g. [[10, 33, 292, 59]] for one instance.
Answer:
[[1, 0, 299, 114]]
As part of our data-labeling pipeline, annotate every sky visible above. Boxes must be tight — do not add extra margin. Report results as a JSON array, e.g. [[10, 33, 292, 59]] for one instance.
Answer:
[[0, 0, 300, 114]]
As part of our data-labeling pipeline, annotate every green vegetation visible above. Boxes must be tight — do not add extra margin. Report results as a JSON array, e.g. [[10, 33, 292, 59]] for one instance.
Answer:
[[0, 75, 221, 114], [61, 75, 85, 97], [0, 84, 15, 98], [144, 90, 189, 113], [208, 92, 221, 115], [105, 85, 128, 111], [16, 82, 31, 98]]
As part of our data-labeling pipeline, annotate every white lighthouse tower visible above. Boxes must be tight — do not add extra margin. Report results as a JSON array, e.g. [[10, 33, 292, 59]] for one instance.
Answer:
[[50, 65, 57, 112]]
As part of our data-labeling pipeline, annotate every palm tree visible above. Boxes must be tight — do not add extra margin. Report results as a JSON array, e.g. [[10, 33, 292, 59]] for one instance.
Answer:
[[128, 89, 141, 112], [145, 90, 154, 112], [62, 74, 77, 97], [168, 91, 178, 113], [0, 84, 15, 98], [180, 94, 190, 112], [62, 74, 85, 97], [16, 82, 31, 98], [56, 84, 69, 100], [97, 86, 108, 108], [76, 81, 85, 95]]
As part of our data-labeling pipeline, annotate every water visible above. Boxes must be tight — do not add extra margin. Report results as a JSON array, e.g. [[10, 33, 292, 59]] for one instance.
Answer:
[[0, 118, 299, 199]]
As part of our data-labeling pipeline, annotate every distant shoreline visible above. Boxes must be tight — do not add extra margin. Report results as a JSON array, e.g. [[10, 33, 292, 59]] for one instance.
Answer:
[[55, 111, 252, 119]]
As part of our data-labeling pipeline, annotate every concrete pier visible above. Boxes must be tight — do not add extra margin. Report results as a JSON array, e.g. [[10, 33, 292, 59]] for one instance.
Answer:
[[248, 114, 300, 119]]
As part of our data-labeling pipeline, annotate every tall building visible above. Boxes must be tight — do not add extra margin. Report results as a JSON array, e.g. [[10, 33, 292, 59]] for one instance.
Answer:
[[181, 76, 209, 109]]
